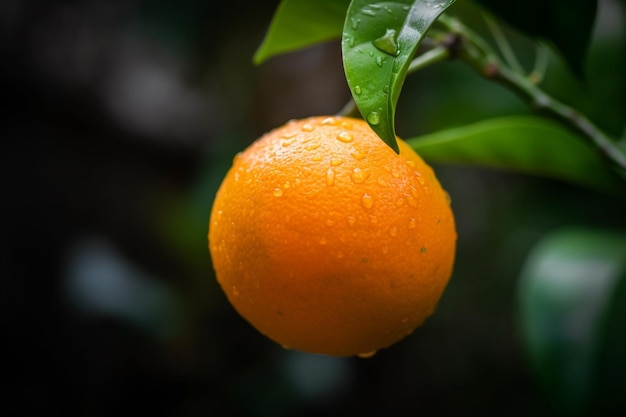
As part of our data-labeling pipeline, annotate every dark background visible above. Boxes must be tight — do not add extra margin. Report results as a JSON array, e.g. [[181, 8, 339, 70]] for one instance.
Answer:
[[2, 1, 625, 416]]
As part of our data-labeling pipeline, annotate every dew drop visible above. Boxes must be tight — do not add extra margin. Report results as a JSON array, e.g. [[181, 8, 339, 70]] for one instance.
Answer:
[[361, 8, 377, 17], [301, 123, 314, 132], [367, 112, 380, 125], [351, 167, 368, 183], [350, 150, 366, 161], [408, 218, 417, 229], [326, 168, 335, 186], [351, 17, 361, 30], [283, 181, 292, 189], [273, 188, 283, 197], [305, 141, 321, 151], [417, 176, 426, 185], [406, 195, 419, 208], [373, 28, 399, 56], [358, 351, 377, 359], [383, 84, 389, 94], [330, 157, 344, 166], [405, 159, 416, 168], [354, 85, 362, 95], [232, 286, 240, 297], [336, 131, 353, 143], [389, 226, 398, 237], [377, 177, 389, 187], [282, 132, 297, 139], [321, 117, 337, 125], [311, 155, 323, 162], [341, 121, 353, 130], [375, 56, 383, 67], [361, 194, 374, 208], [444, 190, 452, 205], [282, 138, 295, 147]]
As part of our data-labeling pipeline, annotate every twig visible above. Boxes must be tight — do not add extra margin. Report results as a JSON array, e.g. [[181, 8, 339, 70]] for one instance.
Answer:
[[436, 15, 626, 176]]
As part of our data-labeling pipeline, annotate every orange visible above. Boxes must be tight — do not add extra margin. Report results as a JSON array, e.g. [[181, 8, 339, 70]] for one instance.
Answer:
[[208, 115, 456, 357]]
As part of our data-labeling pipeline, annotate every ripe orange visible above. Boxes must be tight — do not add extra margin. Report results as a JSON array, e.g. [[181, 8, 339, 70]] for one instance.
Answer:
[[208, 116, 456, 357]]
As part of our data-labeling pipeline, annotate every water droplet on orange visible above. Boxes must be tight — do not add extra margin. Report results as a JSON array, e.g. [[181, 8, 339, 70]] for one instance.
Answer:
[[306, 141, 321, 151], [321, 117, 337, 125], [282, 138, 295, 147], [326, 168, 335, 186], [336, 131, 353, 143], [330, 157, 344, 166], [301, 123, 314, 132], [350, 150, 366, 161], [351, 168, 369, 183], [361, 194, 374, 208], [273, 188, 283, 197]]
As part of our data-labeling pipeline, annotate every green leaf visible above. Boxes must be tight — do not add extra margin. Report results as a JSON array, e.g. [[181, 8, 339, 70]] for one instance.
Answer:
[[518, 228, 626, 415], [253, 0, 351, 65], [342, 0, 456, 153], [407, 116, 625, 194], [474, 0, 597, 77]]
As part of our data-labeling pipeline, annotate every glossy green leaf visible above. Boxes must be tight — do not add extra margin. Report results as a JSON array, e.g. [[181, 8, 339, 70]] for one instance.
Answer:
[[518, 228, 626, 415], [342, 0, 456, 153], [407, 116, 625, 194], [253, 0, 351, 65], [474, 0, 597, 77]]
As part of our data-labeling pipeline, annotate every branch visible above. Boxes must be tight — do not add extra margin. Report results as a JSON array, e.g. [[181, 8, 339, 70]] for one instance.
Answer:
[[436, 15, 626, 177]]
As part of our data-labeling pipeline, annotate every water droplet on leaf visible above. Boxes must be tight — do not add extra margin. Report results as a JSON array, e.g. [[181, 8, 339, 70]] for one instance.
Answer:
[[367, 112, 380, 125], [373, 28, 399, 56]]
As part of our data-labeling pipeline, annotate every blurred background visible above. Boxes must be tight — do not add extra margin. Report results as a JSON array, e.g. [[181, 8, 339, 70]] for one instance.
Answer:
[[2, 0, 625, 416]]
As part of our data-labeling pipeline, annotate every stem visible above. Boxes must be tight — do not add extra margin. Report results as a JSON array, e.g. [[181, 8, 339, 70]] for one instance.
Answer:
[[529, 42, 549, 84], [408, 46, 450, 74], [437, 15, 626, 175]]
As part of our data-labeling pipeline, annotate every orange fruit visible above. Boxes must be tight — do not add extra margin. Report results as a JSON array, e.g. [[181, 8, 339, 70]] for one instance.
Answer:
[[208, 115, 456, 357]]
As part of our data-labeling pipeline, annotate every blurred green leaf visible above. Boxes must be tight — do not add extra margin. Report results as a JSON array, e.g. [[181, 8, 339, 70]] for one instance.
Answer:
[[342, 0, 456, 153], [474, 0, 597, 77], [253, 0, 350, 65], [407, 116, 625, 194], [518, 228, 626, 415]]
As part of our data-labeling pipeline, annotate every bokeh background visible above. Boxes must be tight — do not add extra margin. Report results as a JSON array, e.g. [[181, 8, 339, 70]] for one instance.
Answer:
[[2, 0, 625, 416]]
